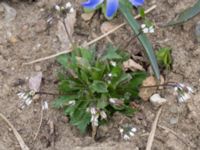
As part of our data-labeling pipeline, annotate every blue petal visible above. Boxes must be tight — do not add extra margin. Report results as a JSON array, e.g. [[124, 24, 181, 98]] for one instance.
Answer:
[[129, 0, 144, 7], [106, 0, 119, 18], [82, 0, 104, 9]]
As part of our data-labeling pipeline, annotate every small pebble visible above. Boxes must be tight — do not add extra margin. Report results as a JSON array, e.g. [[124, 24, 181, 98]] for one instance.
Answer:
[[35, 65, 41, 71], [150, 93, 167, 107], [170, 117, 179, 124], [169, 105, 178, 113], [8, 36, 18, 44]]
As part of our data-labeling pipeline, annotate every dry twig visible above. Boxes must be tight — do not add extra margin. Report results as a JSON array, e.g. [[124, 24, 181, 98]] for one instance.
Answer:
[[33, 101, 44, 141], [23, 5, 157, 65], [0, 113, 30, 150], [146, 107, 162, 150]]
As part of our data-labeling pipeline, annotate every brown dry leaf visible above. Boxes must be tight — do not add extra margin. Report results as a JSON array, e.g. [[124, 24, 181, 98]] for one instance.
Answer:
[[56, 10, 76, 52], [139, 76, 157, 101], [81, 12, 94, 21], [123, 59, 145, 71], [29, 72, 43, 92]]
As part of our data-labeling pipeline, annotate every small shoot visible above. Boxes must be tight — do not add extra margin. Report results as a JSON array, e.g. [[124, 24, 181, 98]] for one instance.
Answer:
[[156, 47, 172, 70]]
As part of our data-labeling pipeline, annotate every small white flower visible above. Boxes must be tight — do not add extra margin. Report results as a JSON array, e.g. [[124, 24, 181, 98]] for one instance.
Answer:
[[129, 131, 135, 137], [174, 83, 195, 103], [91, 114, 99, 126], [42, 101, 48, 110], [108, 73, 112, 77], [123, 134, 130, 140], [55, 5, 60, 11], [142, 28, 149, 33], [65, 2, 72, 8], [110, 61, 117, 67], [25, 98, 32, 106], [119, 128, 124, 134], [141, 24, 146, 28], [149, 26, 154, 33], [69, 8, 74, 13], [90, 107, 96, 115], [68, 100, 76, 106], [100, 111, 107, 119], [131, 127, 137, 132], [22, 94, 29, 100], [187, 86, 194, 93], [141, 24, 155, 33], [17, 92, 25, 99], [109, 98, 116, 104], [178, 93, 190, 103]]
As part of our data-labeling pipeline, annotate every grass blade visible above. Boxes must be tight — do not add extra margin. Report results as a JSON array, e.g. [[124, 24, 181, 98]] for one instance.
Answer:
[[119, 2, 160, 79], [167, 0, 200, 26]]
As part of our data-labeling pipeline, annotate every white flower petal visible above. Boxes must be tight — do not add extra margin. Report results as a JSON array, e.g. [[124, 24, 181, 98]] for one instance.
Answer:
[[69, 8, 74, 13], [123, 134, 130, 140], [66, 2, 72, 8], [109, 98, 116, 104], [90, 107, 96, 115], [100, 111, 107, 119], [143, 28, 149, 33], [131, 127, 137, 132], [55, 5, 60, 11], [129, 131, 135, 137], [141, 24, 146, 28], [119, 128, 124, 134], [149, 28, 155, 33]]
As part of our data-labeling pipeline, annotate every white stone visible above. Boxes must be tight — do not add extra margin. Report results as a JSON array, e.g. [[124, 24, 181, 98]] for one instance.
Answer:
[[150, 93, 167, 107]]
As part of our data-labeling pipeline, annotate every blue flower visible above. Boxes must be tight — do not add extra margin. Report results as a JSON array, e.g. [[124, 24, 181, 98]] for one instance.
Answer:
[[82, 0, 144, 18]]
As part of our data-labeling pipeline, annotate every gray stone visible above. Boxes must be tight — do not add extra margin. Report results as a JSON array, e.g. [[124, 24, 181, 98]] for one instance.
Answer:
[[170, 117, 179, 124]]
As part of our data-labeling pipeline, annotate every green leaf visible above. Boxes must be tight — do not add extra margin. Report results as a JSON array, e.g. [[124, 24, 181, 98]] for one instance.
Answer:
[[119, 2, 160, 79], [101, 45, 122, 60], [79, 48, 93, 61], [97, 94, 109, 109], [57, 54, 68, 68], [121, 105, 137, 116], [156, 47, 172, 70], [80, 70, 89, 84], [70, 101, 91, 133], [167, 0, 200, 26], [113, 74, 132, 89], [90, 80, 108, 93], [53, 96, 76, 108], [131, 72, 147, 89]]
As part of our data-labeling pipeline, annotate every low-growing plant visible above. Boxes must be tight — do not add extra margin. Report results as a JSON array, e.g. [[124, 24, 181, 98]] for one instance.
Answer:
[[156, 47, 172, 70], [53, 46, 147, 133]]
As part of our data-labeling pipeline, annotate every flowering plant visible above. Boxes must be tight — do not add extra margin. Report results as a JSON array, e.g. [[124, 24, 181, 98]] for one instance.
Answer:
[[82, 0, 160, 79], [53, 46, 146, 133], [82, 0, 144, 19]]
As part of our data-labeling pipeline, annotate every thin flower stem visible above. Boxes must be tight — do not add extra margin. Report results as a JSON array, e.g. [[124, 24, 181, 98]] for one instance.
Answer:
[[62, 17, 75, 49], [141, 82, 177, 89], [122, 30, 143, 50]]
